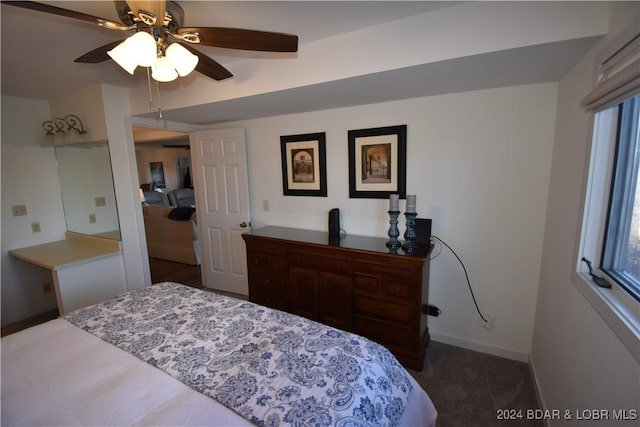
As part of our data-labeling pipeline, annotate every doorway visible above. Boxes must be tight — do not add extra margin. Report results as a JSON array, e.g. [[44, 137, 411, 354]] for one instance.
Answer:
[[132, 126, 201, 286]]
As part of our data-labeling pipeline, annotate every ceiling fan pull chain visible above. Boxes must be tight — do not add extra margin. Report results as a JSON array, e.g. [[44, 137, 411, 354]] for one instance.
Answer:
[[146, 67, 155, 112], [145, 63, 164, 119], [154, 78, 164, 120]]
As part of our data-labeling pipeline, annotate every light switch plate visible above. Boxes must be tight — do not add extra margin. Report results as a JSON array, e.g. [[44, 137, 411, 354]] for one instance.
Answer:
[[89, 214, 96, 224], [31, 222, 41, 233], [95, 197, 106, 207], [12, 204, 27, 216]]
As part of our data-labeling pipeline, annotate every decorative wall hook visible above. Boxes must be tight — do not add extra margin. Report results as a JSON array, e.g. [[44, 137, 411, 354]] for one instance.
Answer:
[[42, 114, 88, 136]]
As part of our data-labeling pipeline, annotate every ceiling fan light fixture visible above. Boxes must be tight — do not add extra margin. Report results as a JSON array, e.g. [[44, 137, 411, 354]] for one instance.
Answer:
[[107, 42, 138, 74], [4, 0, 298, 84], [152, 56, 178, 82], [165, 43, 199, 77], [125, 31, 157, 67]]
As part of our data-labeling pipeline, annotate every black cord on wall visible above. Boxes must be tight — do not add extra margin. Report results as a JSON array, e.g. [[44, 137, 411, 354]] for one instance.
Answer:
[[431, 235, 488, 324]]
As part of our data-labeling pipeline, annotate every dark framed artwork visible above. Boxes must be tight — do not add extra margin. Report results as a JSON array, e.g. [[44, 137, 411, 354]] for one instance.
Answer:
[[149, 161, 166, 189], [280, 132, 327, 197], [348, 124, 407, 199]]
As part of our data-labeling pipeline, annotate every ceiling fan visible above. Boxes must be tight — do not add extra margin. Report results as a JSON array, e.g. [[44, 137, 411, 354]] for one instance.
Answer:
[[5, 0, 299, 82]]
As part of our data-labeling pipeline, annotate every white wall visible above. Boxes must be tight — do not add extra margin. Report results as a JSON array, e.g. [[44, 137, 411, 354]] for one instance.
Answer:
[[135, 146, 191, 192], [209, 82, 557, 360], [1, 95, 52, 145], [1, 97, 64, 324], [530, 3, 640, 423], [49, 84, 108, 145], [0, 90, 120, 325], [0, 86, 149, 325], [101, 85, 150, 290]]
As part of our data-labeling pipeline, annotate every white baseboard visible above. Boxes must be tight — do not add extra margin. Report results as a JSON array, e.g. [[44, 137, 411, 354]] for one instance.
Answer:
[[528, 357, 551, 427], [430, 332, 529, 363]]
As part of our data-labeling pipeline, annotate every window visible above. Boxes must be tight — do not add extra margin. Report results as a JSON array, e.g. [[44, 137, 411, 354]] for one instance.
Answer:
[[601, 94, 640, 302], [574, 28, 640, 361]]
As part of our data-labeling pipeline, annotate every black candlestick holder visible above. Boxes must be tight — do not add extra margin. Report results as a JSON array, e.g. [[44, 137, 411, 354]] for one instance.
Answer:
[[402, 212, 417, 251], [386, 210, 401, 248]]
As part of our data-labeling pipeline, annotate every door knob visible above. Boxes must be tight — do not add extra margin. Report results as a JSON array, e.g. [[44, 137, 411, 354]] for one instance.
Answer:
[[240, 221, 249, 228]]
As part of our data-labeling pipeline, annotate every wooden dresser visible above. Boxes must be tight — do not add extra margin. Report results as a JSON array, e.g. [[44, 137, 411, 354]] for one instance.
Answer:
[[242, 226, 432, 370]]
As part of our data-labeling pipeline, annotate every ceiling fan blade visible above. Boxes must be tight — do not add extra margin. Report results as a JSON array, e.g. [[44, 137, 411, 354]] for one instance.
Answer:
[[74, 40, 126, 64], [178, 27, 298, 52], [4, 1, 133, 30], [179, 43, 233, 81]]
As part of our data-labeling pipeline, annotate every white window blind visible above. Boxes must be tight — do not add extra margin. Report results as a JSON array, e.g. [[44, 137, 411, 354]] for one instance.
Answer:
[[581, 34, 640, 113]]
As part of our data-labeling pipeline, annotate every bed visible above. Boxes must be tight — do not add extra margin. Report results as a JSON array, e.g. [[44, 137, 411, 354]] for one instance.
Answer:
[[2, 282, 437, 426]]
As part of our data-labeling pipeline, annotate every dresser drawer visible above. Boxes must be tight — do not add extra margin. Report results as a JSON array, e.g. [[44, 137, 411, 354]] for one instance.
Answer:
[[244, 239, 288, 256], [382, 280, 414, 299], [250, 290, 289, 312], [248, 272, 288, 293], [353, 260, 420, 283], [247, 252, 288, 273], [354, 274, 415, 300], [354, 316, 413, 348], [354, 295, 412, 324], [353, 274, 381, 293], [289, 251, 351, 275]]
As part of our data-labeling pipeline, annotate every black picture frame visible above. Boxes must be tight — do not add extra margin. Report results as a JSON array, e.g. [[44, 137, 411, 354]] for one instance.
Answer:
[[280, 132, 327, 197], [348, 124, 407, 199]]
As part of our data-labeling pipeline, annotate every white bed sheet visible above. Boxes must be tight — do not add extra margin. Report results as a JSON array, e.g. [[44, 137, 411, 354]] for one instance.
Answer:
[[2, 319, 437, 426]]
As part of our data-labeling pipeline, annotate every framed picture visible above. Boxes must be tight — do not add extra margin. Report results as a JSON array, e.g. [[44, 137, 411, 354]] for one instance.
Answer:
[[348, 124, 407, 199], [149, 161, 166, 189], [280, 132, 327, 197]]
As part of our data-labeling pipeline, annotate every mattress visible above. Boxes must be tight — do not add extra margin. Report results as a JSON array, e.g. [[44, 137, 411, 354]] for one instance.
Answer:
[[2, 283, 437, 426]]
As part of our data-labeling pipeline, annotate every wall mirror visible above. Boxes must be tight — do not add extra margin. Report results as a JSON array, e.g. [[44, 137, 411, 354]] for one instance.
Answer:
[[55, 141, 120, 240]]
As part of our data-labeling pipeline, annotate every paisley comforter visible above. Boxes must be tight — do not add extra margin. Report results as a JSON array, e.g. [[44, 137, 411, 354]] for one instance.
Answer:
[[64, 282, 415, 427]]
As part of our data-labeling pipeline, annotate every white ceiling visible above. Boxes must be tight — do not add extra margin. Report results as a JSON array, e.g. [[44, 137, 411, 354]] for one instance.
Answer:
[[1, 1, 603, 129]]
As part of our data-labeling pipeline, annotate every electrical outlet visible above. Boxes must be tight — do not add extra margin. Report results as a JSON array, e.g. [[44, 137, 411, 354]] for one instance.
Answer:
[[95, 197, 106, 207], [481, 314, 494, 330], [89, 214, 96, 224], [263, 200, 270, 211], [42, 282, 52, 293], [12, 204, 27, 216], [31, 222, 41, 233]]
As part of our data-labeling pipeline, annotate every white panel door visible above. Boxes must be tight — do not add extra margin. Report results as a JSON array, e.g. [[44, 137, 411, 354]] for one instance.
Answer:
[[190, 128, 250, 295]]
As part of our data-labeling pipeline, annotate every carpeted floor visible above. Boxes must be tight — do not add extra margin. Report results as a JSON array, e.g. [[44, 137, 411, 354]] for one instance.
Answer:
[[4, 258, 542, 426], [409, 341, 542, 427]]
